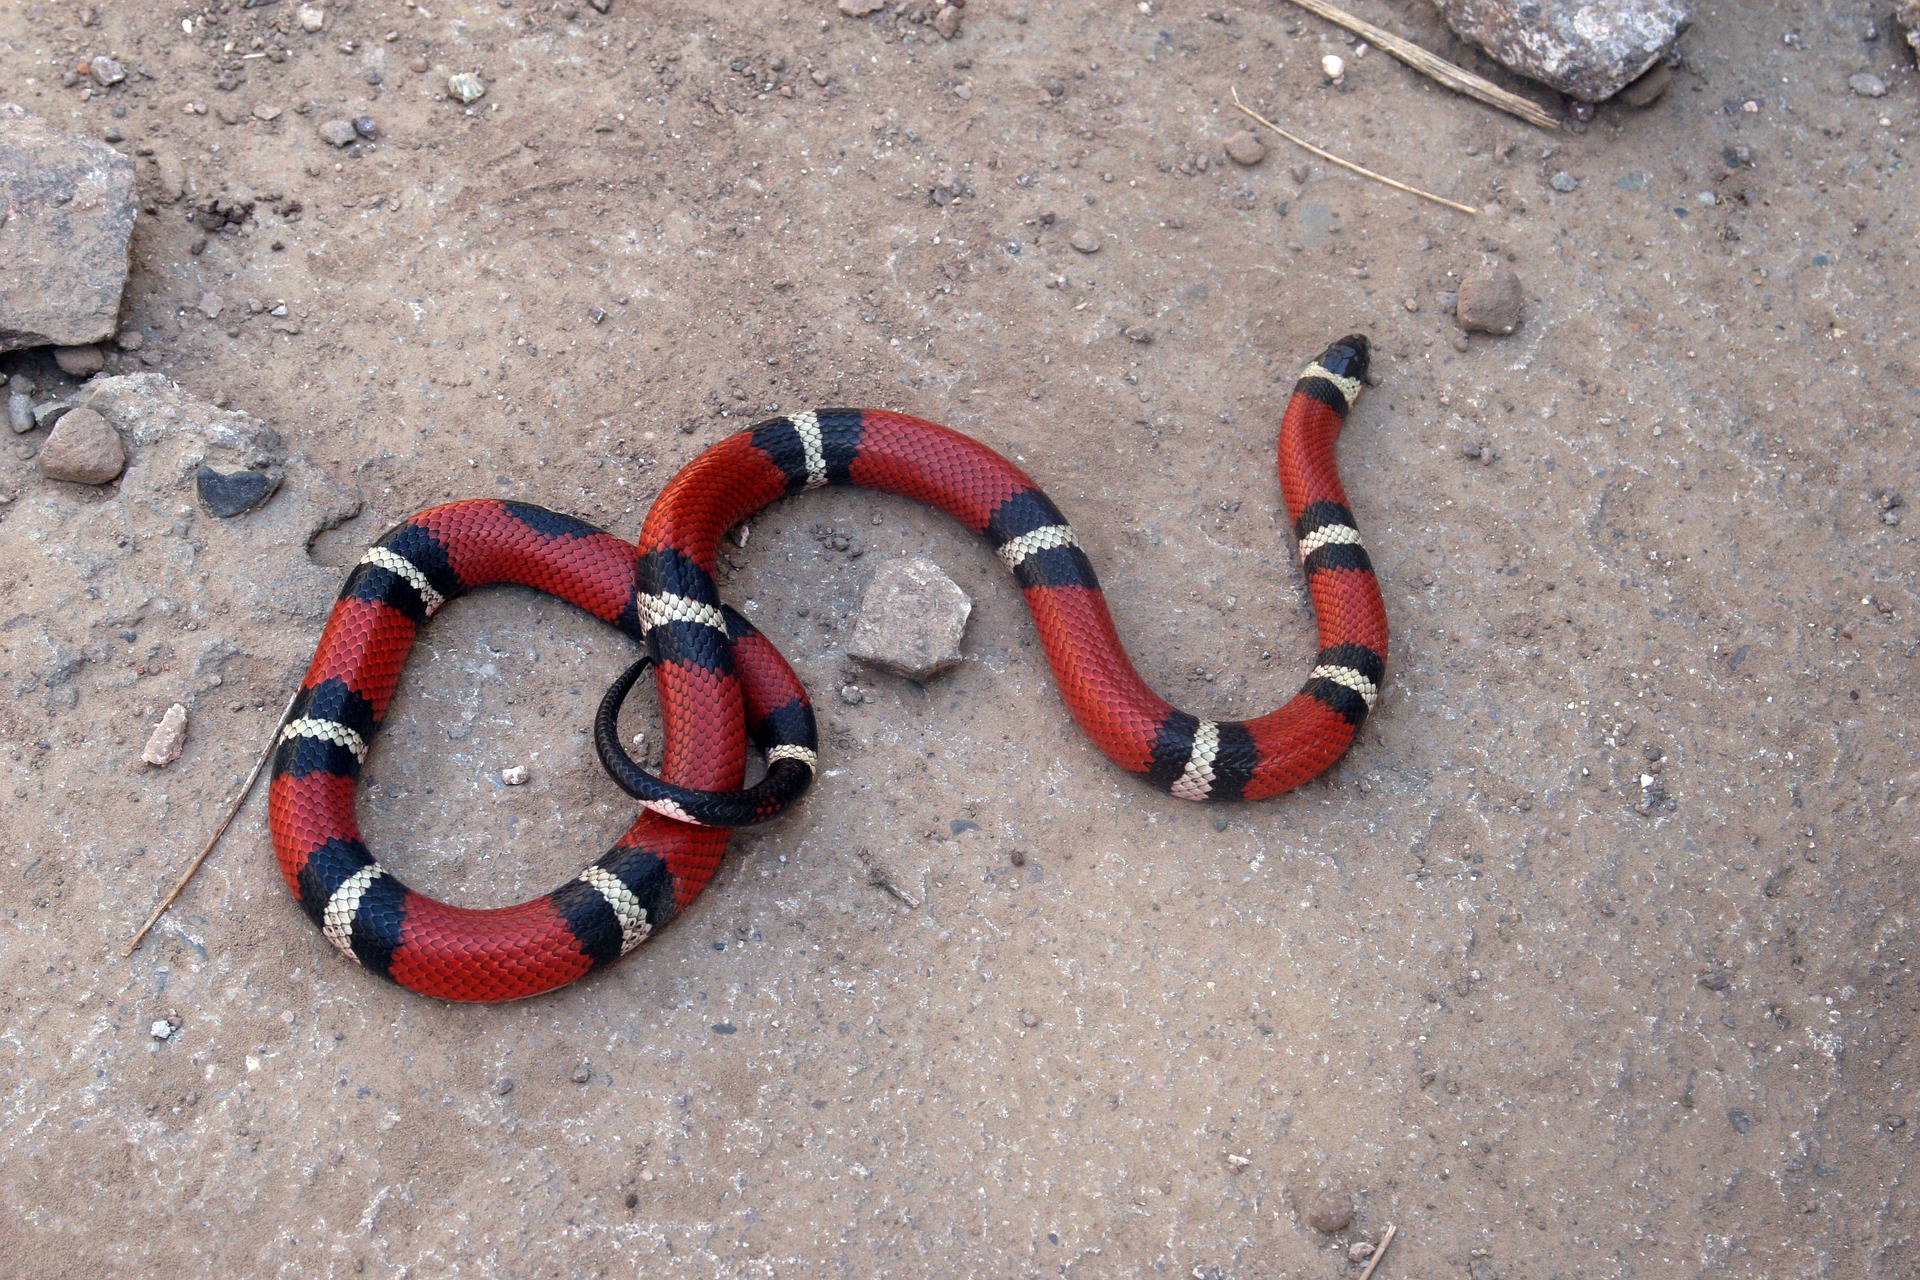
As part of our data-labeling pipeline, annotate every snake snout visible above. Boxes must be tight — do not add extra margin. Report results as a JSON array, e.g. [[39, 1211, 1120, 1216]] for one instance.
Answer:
[[1318, 333, 1371, 384]]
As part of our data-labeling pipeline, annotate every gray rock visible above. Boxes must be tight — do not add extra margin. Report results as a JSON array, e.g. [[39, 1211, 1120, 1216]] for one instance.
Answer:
[[1549, 170, 1579, 192], [1431, 0, 1692, 103], [53, 344, 105, 376], [849, 557, 972, 681], [0, 103, 138, 352], [39, 407, 126, 484], [32, 400, 72, 429], [1901, 1, 1920, 58], [318, 119, 358, 147], [1456, 267, 1525, 335], [7, 393, 32, 434], [195, 465, 282, 517], [1070, 229, 1102, 254], [1848, 73, 1888, 99]]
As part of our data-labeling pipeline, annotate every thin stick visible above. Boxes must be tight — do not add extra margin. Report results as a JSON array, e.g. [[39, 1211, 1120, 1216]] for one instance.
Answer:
[[1356, 1222, 1398, 1280], [858, 847, 920, 909], [1282, 0, 1561, 131], [122, 688, 299, 957], [1230, 89, 1477, 215]]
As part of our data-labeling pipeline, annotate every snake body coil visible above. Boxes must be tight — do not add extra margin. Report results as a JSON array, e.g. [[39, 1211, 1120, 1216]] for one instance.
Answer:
[[269, 335, 1388, 1001]]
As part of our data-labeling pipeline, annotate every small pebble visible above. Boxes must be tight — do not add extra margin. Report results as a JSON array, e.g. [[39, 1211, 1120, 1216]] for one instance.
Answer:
[[353, 115, 379, 140], [1019, 1010, 1040, 1028], [494, 1077, 515, 1096], [196, 465, 281, 517], [933, 4, 963, 38], [1321, 54, 1345, 79], [7, 394, 32, 434], [1850, 73, 1889, 98], [1122, 325, 1153, 343], [91, 55, 126, 87], [1549, 170, 1579, 192], [1348, 1242, 1375, 1263], [1620, 63, 1671, 107], [811, 70, 831, 87], [838, 0, 886, 14], [1462, 441, 1483, 459], [1455, 266, 1525, 335], [318, 118, 357, 147], [839, 684, 865, 705], [448, 72, 488, 105], [199, 292, 224, 320], [253, 103, 282, 121], [1069, 229, 1101, 254], [1223, 129, 1266, 166], [53, 345, 106, 377], [142, 703, 190, 767], [40, 407, 125, 484], [298, 4, 326, 32], [502, 764, 531, 786], [570, 1062, 593, 1084], [1304, 1189, 1354, 1234], [150, 1019, 176, 1041]]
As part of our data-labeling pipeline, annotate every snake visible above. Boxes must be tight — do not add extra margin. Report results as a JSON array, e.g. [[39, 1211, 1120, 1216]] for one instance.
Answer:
[[267, 334, 1388, 1001]]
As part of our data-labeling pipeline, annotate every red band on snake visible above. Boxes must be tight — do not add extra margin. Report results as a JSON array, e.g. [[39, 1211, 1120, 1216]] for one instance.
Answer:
[[268, 335, 1388, 1001]]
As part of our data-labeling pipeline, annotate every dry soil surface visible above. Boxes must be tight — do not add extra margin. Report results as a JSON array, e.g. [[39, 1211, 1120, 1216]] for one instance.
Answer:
[[1, 2, 1916, 1277]]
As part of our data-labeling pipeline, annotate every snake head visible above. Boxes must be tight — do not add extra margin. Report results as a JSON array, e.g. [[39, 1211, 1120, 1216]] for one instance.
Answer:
[[1317, 334, 1371, 385]]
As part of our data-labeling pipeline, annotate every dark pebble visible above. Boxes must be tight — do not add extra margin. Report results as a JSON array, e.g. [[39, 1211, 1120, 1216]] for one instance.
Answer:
[[196, 465, 281, 517], [711, 1022, 737, 1035], [353, 115, 378, 139]]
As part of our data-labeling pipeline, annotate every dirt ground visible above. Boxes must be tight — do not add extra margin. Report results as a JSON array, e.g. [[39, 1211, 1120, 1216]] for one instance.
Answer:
[[2, 0, 1916, 1276]]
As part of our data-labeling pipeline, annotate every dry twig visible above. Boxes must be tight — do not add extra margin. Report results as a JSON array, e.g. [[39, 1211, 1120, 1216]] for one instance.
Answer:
[[1230, 88, 1477, 215], [858, 847, 920, 909], [1283, 0, 1560, 131], [1356, 1222, 1399, 1280], [123, 689, 299, 957]]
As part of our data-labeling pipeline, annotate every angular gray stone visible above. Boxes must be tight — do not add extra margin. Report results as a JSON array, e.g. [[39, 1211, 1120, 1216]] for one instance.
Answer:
[[1456, 266, 1525, 335], [849, 557, 971, 681], [0, 103, 138, 352], [39, 407, 126, 484], [196, 465, 282, 518], [1432, 0, 1692, 103]]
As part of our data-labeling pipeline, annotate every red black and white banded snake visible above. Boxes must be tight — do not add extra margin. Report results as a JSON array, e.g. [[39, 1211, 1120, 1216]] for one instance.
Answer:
[[267, 334, 1388, 1001]]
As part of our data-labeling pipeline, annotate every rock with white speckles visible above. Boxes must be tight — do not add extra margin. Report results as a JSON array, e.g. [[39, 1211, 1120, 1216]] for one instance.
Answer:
[[1432, 0, 1692, 103]]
